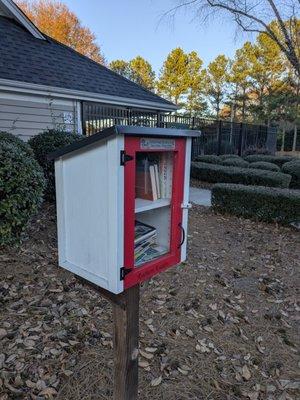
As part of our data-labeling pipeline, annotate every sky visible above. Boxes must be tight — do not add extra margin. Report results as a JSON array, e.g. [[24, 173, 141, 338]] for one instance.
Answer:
[[62, 0, 249, 73]]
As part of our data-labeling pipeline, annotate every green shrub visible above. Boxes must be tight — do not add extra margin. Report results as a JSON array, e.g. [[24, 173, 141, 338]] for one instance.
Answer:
[[282, 160, 300, 189], [244, 154, 296, 167], [29, 130, 81, 201], [219, 154, 240, 160], [194, 155, 221, 164], [219, 154, 242, 160], [248, 161, 280, 172], [212, 183, 300, 224], [0, 142, 45, 246], [204, 140, 235, 155], [221, 158, 249, 168], [243, 147, 272, 156], [190, 162, 291, 188], [0, 131, 33, 157]]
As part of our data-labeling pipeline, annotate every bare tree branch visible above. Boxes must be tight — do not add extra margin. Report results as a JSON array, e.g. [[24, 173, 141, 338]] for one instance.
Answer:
[[164, 0, 300, 77]]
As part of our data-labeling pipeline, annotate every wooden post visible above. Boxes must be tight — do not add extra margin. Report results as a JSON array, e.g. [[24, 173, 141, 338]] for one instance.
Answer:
[[76, 277, 140, 400], [113, 284, 140, 400]]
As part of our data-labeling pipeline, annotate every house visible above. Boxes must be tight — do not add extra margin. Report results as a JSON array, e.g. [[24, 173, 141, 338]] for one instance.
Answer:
[[0, 0, 176, 141]]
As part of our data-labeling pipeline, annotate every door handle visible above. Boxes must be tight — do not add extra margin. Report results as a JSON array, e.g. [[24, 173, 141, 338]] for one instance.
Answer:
[[178, 223, 186, 248]]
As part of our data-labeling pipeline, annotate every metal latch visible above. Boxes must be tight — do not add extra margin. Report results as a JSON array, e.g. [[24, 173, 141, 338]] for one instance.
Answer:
[[181, 202, 192, 209], [120, 150, 134, 166]]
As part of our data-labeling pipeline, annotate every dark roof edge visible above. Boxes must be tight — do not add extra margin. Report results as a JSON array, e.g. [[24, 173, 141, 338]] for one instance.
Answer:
[[48, 125, 201, 160]]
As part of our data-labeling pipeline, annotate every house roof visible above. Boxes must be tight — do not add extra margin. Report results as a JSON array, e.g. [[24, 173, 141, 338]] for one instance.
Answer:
[[48, 125, 201, 160], [0, 14, 176, 110]]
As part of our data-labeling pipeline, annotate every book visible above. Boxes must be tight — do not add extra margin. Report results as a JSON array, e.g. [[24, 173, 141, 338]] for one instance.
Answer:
[[135, 245, 168, 266], [159, 153, 173, 198], [134, 221, 156, 245], [154, 164, 161, 199], [149, 165, 158, 200], [135, 156, 154, 200]]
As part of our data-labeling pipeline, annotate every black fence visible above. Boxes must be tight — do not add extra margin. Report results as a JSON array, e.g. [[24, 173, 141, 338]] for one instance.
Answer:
[[82, 102, 277, 158], [277, 128, 300, 152]]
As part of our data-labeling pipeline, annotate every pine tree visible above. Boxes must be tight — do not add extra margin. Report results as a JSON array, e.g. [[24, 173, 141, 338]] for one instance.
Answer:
[[157, 48, 190, 107], [185, 51, 208, 117], [109, 60, 131, 79], [205, 55, 229, 118], [129, 56, 155, 90]]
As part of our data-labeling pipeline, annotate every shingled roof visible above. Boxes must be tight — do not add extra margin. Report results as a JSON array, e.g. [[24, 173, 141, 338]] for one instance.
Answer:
[[0, 15, 175, 109]]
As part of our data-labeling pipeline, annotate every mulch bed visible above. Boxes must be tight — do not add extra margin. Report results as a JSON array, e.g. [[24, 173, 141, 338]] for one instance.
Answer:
[[0, 204, 299, 400]]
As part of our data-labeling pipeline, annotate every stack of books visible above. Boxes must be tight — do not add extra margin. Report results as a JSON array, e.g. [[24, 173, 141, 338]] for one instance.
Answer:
[[134, 221, 166, 266], [135, 153, 173, 201]]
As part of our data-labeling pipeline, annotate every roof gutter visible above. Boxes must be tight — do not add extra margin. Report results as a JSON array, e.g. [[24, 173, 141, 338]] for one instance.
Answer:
[[0, 78, 178, 112]]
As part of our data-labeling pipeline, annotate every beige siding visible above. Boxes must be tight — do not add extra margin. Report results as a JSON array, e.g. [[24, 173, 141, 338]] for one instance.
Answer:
[[0, 92, 79, 141]]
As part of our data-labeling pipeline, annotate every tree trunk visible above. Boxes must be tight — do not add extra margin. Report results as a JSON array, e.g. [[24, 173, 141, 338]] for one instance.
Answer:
[[281, 126, 286, 152], [292, 124, 298, 152]]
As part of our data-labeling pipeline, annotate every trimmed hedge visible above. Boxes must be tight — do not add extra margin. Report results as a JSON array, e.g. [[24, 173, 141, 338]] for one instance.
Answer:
[[282, 160, 300, 189], [243, 147, 271, 156], [194, 155, 221, 164], [0, 131, 33, 157], [221, 158, 249, 168], [212, 183, 300, 224], [219, 154, 240, 160], [191, 162, 291, 188], [0, 141, 45, 246], [244, 154, 296, 167], [29, 130, 81, 201], [248, 161, 280, 172]]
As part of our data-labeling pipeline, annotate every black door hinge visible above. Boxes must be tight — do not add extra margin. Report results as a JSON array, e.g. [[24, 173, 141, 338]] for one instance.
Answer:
[[120, 267, 132, 280], [120, 150, 134, 166]]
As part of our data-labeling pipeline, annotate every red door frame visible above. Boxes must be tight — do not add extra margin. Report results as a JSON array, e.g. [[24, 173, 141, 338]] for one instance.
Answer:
[[123, 136, 186, 289]]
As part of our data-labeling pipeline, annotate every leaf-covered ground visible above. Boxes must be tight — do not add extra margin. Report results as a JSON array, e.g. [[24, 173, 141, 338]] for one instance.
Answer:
[[0, 204, 299, 400]]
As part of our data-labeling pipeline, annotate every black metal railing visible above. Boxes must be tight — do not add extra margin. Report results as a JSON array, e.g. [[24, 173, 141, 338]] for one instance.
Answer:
[[82, 102, 277, 158]]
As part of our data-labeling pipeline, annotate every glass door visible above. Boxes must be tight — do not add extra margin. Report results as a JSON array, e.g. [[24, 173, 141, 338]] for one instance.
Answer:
[[123, 136, 186, 289]]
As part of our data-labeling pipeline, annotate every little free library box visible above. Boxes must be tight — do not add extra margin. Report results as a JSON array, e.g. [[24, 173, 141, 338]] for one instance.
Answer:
[[50, 125, 201, 294]]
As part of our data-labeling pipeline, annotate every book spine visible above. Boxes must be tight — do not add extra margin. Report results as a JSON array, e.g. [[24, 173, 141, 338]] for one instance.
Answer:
[[149, 165, 158, 200]]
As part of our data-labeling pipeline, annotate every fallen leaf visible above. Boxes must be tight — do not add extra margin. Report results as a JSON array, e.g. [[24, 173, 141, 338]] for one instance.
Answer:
[[151, 376, 162, 387]]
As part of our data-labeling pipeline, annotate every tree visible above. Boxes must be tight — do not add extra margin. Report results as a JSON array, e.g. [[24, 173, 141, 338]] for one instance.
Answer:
[[157, 47, 190, 106], [166, 1, 300, 77], [205, 55, 229, 118], [247, 26, 285, 124], [109, 57, 155, 90], [129, 56, 156, 90], [109, 60, 131, 78], [227, 42, 253, 122], [185, 51, 208, 116], [16, 0, 104, 63]]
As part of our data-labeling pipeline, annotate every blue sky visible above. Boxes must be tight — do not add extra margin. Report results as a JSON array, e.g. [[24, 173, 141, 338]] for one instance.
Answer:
[[63, 0, 248, 73]]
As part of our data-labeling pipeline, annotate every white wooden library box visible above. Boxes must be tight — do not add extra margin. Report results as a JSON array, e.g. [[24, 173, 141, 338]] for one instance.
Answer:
[[49, 125, 201, 294]]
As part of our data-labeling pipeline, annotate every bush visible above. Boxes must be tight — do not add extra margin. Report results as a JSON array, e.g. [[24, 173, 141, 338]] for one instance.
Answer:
[[194, 155, 221, 164], [248, 161, 280, 172], [244, 154, 296, 167], [0, 131, 33, 157], [204, 140, 235, 155], [219, 154, 240, 160], [0, 141, 45, 246], [212, 183, 300, 224], [190, 162, 291, 188], [243, 147, 272, 156], [29, 130, 81, 200], [221, 158, 249, 168], [282, 160, 300, 189]]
